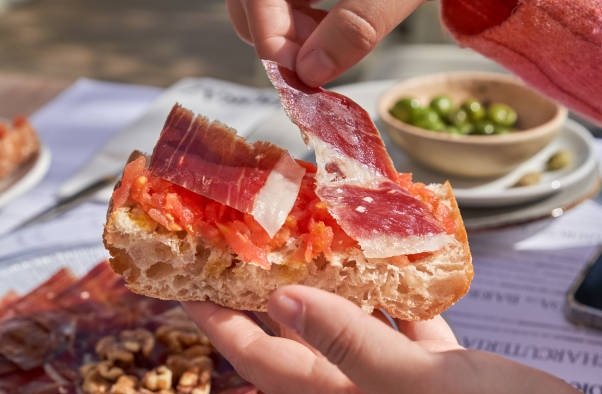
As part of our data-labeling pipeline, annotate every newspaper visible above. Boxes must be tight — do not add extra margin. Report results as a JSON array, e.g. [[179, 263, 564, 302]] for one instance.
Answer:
[[446, 197, 602, 390], [0, 79, 162, 239]]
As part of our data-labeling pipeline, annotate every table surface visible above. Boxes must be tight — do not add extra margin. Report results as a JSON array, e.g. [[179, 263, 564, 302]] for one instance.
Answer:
[[0, 75, 71, 118]]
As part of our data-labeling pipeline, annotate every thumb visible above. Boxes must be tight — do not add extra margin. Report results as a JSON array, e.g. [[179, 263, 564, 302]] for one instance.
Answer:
[[267, 285, 433, 394], [295, 0, 424, 86]]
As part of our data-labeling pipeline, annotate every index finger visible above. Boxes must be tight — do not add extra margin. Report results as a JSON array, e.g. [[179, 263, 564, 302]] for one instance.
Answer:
[[296, 0, 424, 86], [244, 0, 325, 69]]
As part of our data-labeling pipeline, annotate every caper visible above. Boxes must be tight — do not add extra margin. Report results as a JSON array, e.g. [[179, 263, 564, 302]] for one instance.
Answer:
[[514, 171, 542, 187], [546, 149, 572, 171], [430, 95, 454, 117], [461, 99, 486, 122], [488, 103, 518, 127]]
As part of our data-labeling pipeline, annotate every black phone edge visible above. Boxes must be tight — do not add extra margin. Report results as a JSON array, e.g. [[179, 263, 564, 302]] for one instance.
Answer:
[[563, 246, 602, 331]]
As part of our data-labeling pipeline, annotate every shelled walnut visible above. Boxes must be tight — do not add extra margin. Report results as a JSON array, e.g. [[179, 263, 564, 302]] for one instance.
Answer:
[[110, 375, 138, 394], [80, 318, 213, 394], [155, 323, 210, 354], [120, 328, 155, 356], [177, 367, 211, 394]]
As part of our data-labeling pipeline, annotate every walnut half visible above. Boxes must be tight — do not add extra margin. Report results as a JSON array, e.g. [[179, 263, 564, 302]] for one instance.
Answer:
[[142, 365, 173, 391], [81, 310, 216, 393], [110, 375, 138, 394], [119, 329, 155, 357], [95, 336, 134, 365], [177, 367, 211, 394]]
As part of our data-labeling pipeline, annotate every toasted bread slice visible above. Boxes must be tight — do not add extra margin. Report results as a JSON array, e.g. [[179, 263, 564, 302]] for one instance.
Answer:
[[103, 153, 472, 321]]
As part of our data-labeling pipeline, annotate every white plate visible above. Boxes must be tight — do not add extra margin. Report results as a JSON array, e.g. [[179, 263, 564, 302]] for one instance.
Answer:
[[461, 165, 600, 231], [441, 122, 597, 207], [250, 80, 599, 208], [0, 145, 51, 208]]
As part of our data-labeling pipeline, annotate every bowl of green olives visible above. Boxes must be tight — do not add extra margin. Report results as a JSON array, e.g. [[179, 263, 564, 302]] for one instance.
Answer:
[[378, 72, 567, 178]]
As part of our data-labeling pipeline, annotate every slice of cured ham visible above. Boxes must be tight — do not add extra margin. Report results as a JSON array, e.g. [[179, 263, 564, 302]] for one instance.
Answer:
[[0, 268, 76, 322], [150, 104, 305, 237], [0, 261, 254, 393], [263, 60, 454, 257]]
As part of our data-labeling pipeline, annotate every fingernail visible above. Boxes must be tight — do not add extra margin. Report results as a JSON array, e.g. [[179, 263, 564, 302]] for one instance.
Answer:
[[297, 49, 336, 87], [269, 294, 304, 334]]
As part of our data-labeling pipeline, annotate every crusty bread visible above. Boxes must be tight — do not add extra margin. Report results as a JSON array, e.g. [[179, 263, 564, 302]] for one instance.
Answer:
[[103, 153, 473, 321], [0, 118, 40, 179]]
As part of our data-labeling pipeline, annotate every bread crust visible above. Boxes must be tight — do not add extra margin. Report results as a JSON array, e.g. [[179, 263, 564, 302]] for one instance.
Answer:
[[103, 154, 472, 321]]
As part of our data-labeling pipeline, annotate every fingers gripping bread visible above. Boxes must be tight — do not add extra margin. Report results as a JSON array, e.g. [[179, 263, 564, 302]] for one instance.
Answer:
[[103, 154, 473, 321]]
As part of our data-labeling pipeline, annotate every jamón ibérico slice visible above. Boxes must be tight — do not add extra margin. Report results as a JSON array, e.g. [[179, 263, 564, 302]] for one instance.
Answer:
[[0, 268, 76, 322], [263, 60, 454, 257], [319, 182, 451, 257], [149, 104, 305, 237]]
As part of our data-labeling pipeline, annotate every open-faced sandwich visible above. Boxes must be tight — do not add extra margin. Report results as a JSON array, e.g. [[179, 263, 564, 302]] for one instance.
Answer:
[[103, 61, 473, 321], [0, 116, 40, 180]]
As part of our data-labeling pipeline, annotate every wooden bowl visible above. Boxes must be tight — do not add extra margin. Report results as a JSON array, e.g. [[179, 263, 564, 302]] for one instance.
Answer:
[[378, 72, 567, 178]]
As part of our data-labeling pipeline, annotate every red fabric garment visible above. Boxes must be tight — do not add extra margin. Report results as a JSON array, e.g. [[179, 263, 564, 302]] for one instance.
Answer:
[[441, 0, 602, 124]]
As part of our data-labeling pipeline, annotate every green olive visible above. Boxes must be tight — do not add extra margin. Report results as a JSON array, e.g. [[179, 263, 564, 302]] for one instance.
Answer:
[[461, 99, 486, 122], [446, 126, 461, 134], [447, 108, 470, 126], [408, 106, 426, 121], [390, 97, 421, 122], [411, 107, 446, 132], [488, 103, 518, 127], [546, 149, 572, 171], [494, 125, 511, 134], [398, 97, 421, 109], [514, 171, 542, 187], [430, 95, 454, 117], [446, 124, 472, 135], [457, 123, 475, 135], [414, 120, 446, 132], [410, 107, 441, 125], [473, 120, 496, 135]]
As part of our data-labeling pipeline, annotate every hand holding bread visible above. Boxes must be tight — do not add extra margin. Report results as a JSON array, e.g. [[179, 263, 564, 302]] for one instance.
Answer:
[[183, 285, 578, 394]]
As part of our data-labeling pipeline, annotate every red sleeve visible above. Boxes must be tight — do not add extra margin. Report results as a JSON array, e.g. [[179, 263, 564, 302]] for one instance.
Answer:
[[441, 0, 602, 125]]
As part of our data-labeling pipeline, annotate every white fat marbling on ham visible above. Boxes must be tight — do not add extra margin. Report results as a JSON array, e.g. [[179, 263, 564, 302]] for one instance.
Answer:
[[251, 153, 305, 237]]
